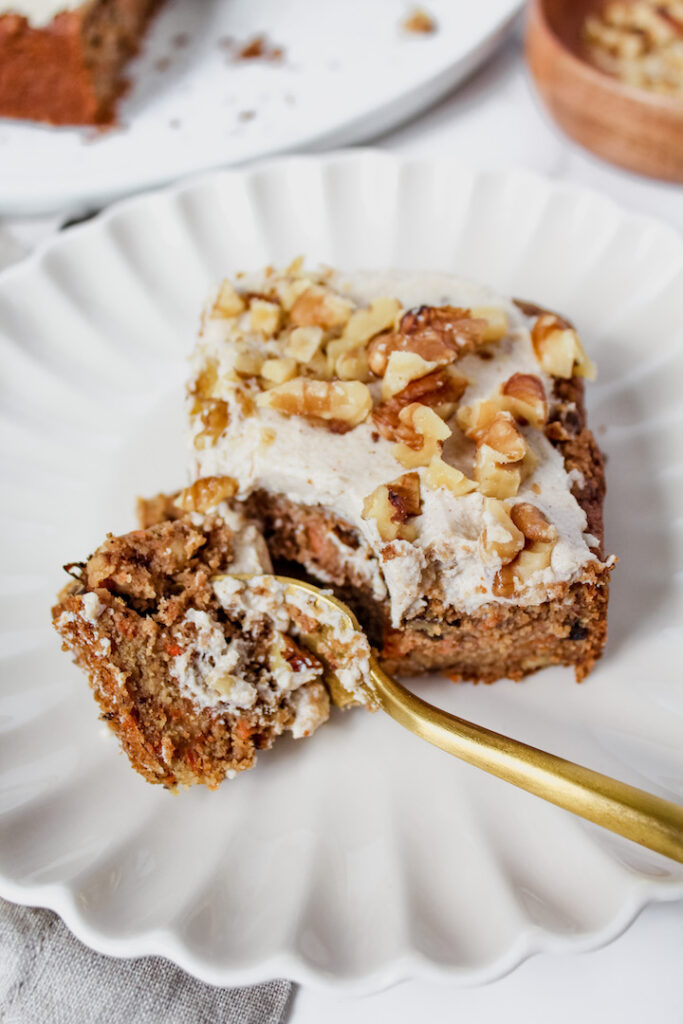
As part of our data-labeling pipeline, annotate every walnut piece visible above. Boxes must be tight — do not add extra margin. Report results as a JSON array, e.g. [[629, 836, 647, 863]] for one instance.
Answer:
[[510, 503, 558, 543], [249, 298, 282, 338], [382, 351, 438, 400], [335, 346, 371, 382], [341, 297, 401, 347], [290, 287, 352, 330], [501, 373, 548, 428], [514, 540, 555, 583], [176, 476, 238, 513], [470, 306, 509, 343], [260, 357, 298, 385], [478, 412, 527, 464], [257, 377, 372, 430], [367, 305, 488, 376], [425, 456, 477, 496], [373, 367, 468, 442], [362, 472, 422, 542], [392, 403, 451, 469], [474, 445, 522, 499], [284, 326, 324, 363], [213, 280, 245, 318], [531, 314, 596, 380], [457, 398, 506, 440], [480, 498, 525, 564]]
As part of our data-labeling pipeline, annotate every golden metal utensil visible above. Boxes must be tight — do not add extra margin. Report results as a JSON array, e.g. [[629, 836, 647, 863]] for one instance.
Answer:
[[266, 575, 683, 865]]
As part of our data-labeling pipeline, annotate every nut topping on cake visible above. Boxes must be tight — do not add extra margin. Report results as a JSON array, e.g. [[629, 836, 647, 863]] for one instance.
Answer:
[[382, 351, 439, 399], [531, 314, 596, 381], [373, 367, 468, 441], [392, 403, 452, 468], [284, 326, 324, 363], [501, 373, 548, 428], [213, 280, 246, 318], [367, 305, 490, 375], [469, 306, 509, 343], [510, 503, 558, 543], [362, 472, 422, 542], [289, 286, 352, 330], [249, 298, 282, 337], [176, 476, 239, 514], [478, 412, 527, 464], [480, 499, 525, 564], [474, 445, 522, 499], [425, 457, 477, 496], [257, 377, 372, 430]]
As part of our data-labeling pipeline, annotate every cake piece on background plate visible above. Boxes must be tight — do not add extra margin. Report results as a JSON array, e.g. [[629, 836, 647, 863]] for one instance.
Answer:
[[0, 0, 161, 125]]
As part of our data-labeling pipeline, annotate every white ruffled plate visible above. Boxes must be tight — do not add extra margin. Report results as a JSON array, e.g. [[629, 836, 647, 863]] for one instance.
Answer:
[[0, 0, 519, 217], [0, 152, 682, 992]]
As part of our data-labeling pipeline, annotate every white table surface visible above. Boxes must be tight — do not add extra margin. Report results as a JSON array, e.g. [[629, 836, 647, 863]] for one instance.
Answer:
[[1, 25, 681, 1023], [291, 31, 683, 1024]]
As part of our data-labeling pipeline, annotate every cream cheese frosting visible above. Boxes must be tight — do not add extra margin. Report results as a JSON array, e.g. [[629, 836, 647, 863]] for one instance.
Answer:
[[188, 268, 605, 627], [2, 1, 81, 26]]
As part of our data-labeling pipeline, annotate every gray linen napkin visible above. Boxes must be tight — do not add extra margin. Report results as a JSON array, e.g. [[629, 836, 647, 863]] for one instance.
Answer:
[[0, 899, 292, 1024]]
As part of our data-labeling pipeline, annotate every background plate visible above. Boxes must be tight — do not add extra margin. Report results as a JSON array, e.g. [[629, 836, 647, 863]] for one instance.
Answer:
[[0, 0, 519, 217], [0, 152, 682, 992]]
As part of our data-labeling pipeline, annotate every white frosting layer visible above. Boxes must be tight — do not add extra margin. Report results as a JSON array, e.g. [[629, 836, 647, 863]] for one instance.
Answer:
[[189, 269, 604, 626], [2, 1, 81, 26]]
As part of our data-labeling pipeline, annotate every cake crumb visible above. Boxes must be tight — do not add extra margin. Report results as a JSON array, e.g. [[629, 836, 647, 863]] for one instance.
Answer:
[[402, 7, 437, 34]]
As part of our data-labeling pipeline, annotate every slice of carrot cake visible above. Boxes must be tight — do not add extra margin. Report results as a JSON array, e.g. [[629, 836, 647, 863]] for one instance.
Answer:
[[0, 0, 161, 125], [187, 262, 615, 683], [52, 478, 371, 789]]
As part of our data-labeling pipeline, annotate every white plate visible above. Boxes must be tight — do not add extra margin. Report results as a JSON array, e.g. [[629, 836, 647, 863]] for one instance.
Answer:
[[1, 151, 682, 992], [0, 0, 519, 218]]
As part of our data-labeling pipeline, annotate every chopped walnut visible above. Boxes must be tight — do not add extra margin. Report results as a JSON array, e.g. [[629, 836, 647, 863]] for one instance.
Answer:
[[510, 503, 558, 543], [335, 346, 371, 382], [176, 476, 239, 513], [373, 367, 468, 442], [382, 351, 438, 400], [531, 314, 596, 380], [341, 296, 401, 348], [425, 457, 477, 496], [457, 398, 506, 441], [192, 399, 230, 449], [289, 286, 352, 330], [514, 540, 555, 583], [233, 347, 264, 378], [470, 306, 509, 343], [362, 472, 421, 542], [367, 305, 489, 375], [392, 403, 451, 469], [213, 280, 245, 318], [284, 326, 324, 363], [480, 498, 525, 564], [474, 445, 522, 499], [501, 373, 548, 428], [478, 412, 527, 464], [257, 377, 372, 430], [260, 357, 298, 385], [249, 298, 282, 337]]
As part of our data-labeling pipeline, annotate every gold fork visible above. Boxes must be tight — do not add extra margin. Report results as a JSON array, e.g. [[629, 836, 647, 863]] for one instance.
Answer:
[[263, 575, 683, 865]]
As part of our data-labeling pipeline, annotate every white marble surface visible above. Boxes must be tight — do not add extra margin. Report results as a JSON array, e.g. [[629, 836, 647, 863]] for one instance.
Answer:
[[1, 27, 681, 1021]]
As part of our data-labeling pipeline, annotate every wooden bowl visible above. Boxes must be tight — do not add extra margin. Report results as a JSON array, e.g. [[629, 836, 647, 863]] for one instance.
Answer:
[[525, 0, 683, 182]]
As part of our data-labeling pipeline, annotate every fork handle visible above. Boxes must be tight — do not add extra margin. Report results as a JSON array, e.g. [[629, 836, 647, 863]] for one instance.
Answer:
[[369, 657, 683, 864]]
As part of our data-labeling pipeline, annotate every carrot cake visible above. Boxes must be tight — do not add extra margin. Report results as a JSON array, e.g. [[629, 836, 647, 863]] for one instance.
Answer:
[[187, 262, 615, 683], [0, 0, 161, 125], [52, 478, 372, 789]]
